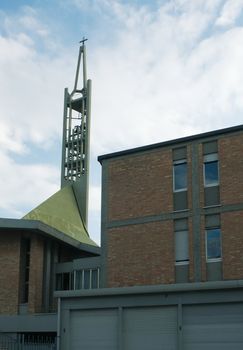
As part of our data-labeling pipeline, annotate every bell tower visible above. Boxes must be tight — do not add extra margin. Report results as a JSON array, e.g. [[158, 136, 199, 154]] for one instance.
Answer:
[[24, 40, 95, 246], [61, 39, 92, 227]]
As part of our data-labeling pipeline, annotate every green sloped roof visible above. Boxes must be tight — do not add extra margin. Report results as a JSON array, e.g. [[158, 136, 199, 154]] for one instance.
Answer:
[[23, 185, 97, 246]]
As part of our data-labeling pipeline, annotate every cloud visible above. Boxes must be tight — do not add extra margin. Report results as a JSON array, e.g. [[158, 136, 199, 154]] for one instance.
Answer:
[[1, 0, 243, 243], [0, 149, 59, 217], [216, 0, 243, 27], [0, 7, 71, 219], [87, 0, 243, 156], [0, 13, 75, 154]]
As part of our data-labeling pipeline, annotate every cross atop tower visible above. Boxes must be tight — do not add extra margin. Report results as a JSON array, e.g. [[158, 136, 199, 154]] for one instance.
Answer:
[[79, 37, 88, 45]]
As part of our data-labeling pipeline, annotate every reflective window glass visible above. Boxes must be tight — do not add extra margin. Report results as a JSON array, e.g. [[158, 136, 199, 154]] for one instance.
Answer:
[[206, 228, 221, 260], [173, 162, 187, 191], [204, 161, 219, 186], [175, 230, 189, 263]]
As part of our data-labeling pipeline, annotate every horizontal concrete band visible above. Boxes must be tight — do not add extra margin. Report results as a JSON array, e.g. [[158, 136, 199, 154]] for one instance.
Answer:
[[0, 313, 57, 333], [55, 279, 243, 299], [106, 203, 243, 229]]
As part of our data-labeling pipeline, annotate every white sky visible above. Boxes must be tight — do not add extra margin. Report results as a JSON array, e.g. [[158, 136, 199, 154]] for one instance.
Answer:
[[1, 0, 243, 244]]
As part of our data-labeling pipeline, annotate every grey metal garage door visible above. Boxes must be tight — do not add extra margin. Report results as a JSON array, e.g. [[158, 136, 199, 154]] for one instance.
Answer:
[[183, 303, 243, 350], [123, 306, 177, 350], [70, 309, 118, 350]]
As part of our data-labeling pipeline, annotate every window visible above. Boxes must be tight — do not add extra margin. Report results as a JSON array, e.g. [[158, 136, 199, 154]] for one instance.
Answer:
[[204, 153, 219, 187], [173, 160, 187, 192], [175, 230, 189, 264], [206, 228, 222, 261], [55, 272, 74, 290], [74, 268, 99, 290]]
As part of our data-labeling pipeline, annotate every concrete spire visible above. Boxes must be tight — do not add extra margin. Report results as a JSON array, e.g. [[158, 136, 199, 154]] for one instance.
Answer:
[[61, 41, 92, 228]]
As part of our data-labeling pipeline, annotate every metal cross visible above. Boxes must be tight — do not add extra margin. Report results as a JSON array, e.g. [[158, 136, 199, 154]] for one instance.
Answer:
[[80, 37, 88, 45]]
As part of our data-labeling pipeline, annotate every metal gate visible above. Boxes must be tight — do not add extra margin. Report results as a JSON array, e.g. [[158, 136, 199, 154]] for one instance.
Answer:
[[123, 306, 177, 350], [70, 309, 118, 350], [0, 334, 56, 350], [183, 303, 243, 350]]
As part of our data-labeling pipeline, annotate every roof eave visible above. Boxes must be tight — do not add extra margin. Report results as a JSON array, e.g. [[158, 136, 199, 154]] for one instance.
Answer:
[[98, 123, 243, 163], [0, 218, 100, 255]]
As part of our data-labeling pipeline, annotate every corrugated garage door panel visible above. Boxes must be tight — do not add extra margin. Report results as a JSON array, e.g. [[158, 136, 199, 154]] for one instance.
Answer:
[[183, 303, 243, 350], [70, 309, 118, 350], [123, 306, 177, 350]]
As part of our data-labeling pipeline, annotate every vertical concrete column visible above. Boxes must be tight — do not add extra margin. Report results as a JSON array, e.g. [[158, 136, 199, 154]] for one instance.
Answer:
[[191, 142, 201, 281], [100, 160, 109, 288]]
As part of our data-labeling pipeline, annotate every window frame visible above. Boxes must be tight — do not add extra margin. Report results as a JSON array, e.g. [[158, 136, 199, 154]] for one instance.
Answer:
[[205, 227, 222, 262], [175, 229, 189, 265], [173, 159, 188, 192], [203, 153, 219, 188]]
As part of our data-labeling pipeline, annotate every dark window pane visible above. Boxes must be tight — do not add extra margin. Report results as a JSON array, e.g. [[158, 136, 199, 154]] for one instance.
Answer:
[[56, 273, 63, 291], [75, 270, 83, 290], [70, 272, 74, 290], [91, 269, 98, 289], [63, 273, 70, 290], [84, 270, 90, 289], [204, 161, 219, 186], [207, 228, 221, 260], [174, 163, 187, 191]]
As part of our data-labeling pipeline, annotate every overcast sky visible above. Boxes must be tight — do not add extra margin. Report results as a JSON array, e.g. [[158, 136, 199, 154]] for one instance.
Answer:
[[1, 0, 243, 244]]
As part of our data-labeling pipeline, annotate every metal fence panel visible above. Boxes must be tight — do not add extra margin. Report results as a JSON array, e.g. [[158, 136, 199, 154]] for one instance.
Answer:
[[0, 334, 56, 350]]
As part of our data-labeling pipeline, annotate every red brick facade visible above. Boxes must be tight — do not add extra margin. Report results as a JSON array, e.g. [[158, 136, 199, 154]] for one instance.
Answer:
[[0, 233, 20, 315], [107, 221, 174, 287], [0, 227, 88, 316], [28, 235, 44, 313], [221, 210, 243, 280], [103, 129, 243, 287], [108, 149, 173, 221], [0, 232, 45, 315], [219, 133, 243, 205]]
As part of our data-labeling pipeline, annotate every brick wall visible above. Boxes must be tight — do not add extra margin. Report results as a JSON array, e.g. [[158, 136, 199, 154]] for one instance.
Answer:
[[221, 211, 243, 280], [107, 221, 174, 287], [0, 232, 20, 315], [108, 149, 173, 222], [219, 133, 243, 205], [28, 235, 44, 313]]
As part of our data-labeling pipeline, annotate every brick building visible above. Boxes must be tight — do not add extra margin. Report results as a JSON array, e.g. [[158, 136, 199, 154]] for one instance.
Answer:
[[57, 124, 243, 350], [0, 188, 100, 345], [98, 124, 243, 288]]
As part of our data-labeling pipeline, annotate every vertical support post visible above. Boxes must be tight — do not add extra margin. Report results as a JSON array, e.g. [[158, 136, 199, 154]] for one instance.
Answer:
[[118, 307, 123, 350], [191, 142, 201, 281], [73, 46, 82, 93], [83, 44, 87, 89], [61, 88, 69, 187], [57, 297, 61, 350], [177, 302, 183, 350]]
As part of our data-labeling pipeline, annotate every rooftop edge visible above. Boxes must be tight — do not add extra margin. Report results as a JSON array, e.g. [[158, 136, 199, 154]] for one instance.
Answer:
[[98, 123, 243, 163]]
